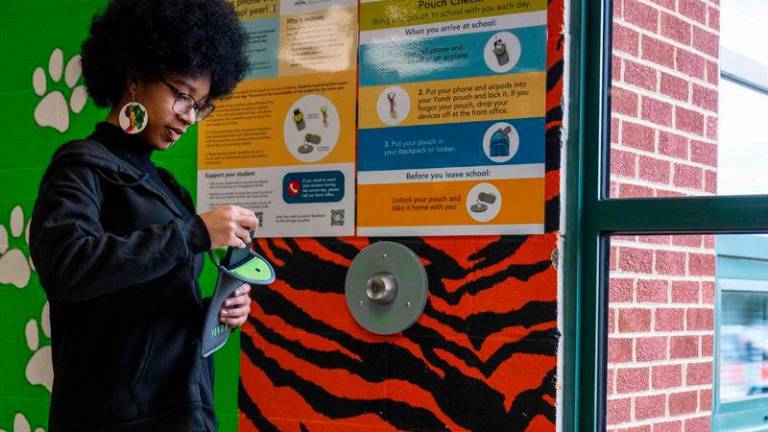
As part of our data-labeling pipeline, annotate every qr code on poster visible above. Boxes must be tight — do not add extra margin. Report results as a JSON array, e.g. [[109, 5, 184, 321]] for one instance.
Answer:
[[255, 212, 263, 228], [330, 209, 344, 226]]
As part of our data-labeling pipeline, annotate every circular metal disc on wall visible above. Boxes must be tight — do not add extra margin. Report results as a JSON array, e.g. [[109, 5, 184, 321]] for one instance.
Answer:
[[345, 241, 429, 335]]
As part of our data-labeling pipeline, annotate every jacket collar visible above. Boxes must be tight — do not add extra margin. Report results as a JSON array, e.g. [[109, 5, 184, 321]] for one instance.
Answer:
[[91, 122, 155, 173]]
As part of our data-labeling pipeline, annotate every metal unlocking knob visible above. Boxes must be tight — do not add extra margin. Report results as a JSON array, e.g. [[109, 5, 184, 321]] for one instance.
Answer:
[[365, 272, 398, 304], [345, 241, 428, 335]]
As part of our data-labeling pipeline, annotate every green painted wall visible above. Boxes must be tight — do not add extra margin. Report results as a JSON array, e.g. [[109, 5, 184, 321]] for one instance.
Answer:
[[0, 2, 239, 430]]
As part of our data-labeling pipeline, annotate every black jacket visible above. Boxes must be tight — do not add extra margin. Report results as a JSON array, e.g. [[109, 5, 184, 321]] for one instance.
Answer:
[[30, 124, 216, 431]]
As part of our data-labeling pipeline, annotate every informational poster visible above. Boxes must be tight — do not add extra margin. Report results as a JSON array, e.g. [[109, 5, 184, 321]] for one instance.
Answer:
[[198, 0, 357, 237], [357, 0, 547, 236]]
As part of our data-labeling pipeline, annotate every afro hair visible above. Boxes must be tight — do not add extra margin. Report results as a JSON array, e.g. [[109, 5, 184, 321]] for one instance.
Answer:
[[81, 0, 248, 108]]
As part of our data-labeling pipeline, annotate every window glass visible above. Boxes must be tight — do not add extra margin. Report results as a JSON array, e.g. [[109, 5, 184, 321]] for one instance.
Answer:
[[719, 287, 768, 402], [718, 79, 768, 195], [608, 0, 768, 198], [606, 234, 715, 430]]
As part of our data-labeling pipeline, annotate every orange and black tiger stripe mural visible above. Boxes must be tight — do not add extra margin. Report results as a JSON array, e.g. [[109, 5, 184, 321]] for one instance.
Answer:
[[239, 0, 565, 429]]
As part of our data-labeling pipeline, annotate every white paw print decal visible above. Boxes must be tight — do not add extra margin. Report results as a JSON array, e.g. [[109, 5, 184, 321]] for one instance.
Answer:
[[25, 301, 52, 393], [0, 413, 45, 432], [0, 206, 34, 288], [33, 48, 87, 133]]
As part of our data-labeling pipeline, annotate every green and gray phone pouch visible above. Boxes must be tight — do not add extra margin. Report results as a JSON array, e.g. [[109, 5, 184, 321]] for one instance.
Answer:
[[201, 242, 275, 358]]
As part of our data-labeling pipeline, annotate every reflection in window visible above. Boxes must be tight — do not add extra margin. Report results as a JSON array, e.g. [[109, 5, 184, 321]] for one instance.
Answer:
[[720, 287, 768, 402]]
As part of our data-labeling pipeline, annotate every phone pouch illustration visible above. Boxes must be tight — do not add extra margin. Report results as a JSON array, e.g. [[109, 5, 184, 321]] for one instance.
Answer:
[[493, 39, 509, 66]]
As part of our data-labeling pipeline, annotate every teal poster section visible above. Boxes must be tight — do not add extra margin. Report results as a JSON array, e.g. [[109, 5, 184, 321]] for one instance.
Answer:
[[357, 118, 545, 170], [0, 2, 240, 431], [359, 25, 546, 86], [242, 17, 280, 79]]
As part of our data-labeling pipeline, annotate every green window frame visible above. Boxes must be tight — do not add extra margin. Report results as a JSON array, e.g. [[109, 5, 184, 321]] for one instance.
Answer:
[[563, 0, 768, 430]]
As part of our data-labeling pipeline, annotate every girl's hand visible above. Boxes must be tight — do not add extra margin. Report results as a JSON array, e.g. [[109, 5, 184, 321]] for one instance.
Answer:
[[199, 205, 259, 249], [219, 283, 251, 327]]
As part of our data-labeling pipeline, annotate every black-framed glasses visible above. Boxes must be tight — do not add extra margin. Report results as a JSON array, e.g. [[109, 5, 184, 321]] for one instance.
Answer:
[[160, 80, 215, 122]]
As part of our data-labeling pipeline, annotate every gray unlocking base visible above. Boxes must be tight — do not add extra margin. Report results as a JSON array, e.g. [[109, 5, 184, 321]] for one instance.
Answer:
[[344, 241, 428, 335]]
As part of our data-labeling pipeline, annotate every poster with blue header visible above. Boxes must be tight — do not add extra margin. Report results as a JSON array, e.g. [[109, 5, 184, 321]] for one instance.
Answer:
[[357, 0, 547, 236]]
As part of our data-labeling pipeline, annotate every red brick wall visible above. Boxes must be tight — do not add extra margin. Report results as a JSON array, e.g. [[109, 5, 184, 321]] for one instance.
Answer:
[[606, 0, 719, 430]]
